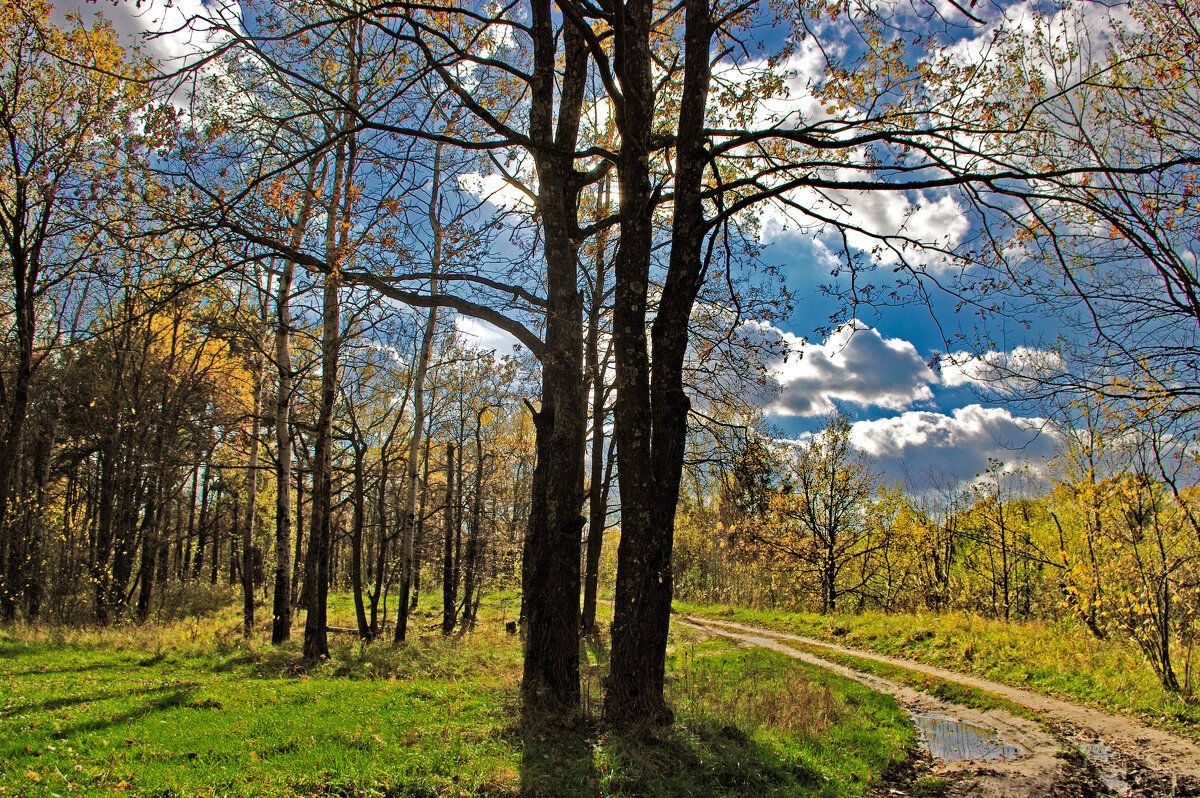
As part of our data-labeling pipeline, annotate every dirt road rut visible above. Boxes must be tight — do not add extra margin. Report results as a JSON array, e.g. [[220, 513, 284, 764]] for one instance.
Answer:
[[677, 614, 1200, 797]]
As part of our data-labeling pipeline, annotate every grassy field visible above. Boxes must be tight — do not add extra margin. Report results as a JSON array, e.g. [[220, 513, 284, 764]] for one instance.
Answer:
[[0, 591, 913, 797], [675, 602, 1200, 740]]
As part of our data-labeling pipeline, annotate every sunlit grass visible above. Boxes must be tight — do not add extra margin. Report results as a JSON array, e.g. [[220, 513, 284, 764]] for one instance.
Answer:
[[1, 592, 913, 796]]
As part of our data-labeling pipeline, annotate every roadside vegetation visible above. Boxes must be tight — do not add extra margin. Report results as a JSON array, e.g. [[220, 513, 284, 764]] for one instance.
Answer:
[[676, 602, 1200, 740], [0, 590, 913, 797]]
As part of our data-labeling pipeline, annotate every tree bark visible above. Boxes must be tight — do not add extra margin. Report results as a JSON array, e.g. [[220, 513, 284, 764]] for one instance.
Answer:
[[441, 441, 457, 635], [606, 0, 712, 729], [272, 162, 317, 644], [518, 4, 589, 711], [243, 347, 265, 637]]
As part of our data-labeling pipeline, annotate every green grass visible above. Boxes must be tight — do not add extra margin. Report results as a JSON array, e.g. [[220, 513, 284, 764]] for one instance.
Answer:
[[665, 647, 914, 796], [674, 601, 1200, 740], [0, 593, 913, 797]]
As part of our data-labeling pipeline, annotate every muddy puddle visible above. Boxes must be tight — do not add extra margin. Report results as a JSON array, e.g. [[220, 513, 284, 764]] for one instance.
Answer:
[[911, 712, 1024, 761], [1072, 737, 1131, 795]]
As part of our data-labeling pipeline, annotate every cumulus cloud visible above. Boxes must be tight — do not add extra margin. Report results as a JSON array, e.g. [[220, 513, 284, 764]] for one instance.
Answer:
[[768, 321, 937, 416], [760, 181, 972, 271], [849, 404, 1058, 485], [940, 346, 1065, 395]]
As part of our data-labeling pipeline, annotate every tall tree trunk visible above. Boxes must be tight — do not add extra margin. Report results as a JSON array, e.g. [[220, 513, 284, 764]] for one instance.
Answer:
[[581, 192, 611, 634], [272, 162, 317, 644], [193, 460, 212, 580], [396, 145, 445, 643], [350, 441, 370, 638], [518, 8, 589, 711], [23, 415, 55, 620], [209, 481, 223, 586], [93, 446, 117, 624], [0, 224, 38, 622], [441, 441, 457, 635], [607, 0, 712, 729], [304, 55, 358, 657], [303, 264, 338, 660], [411, 421, 433, 611], [243, 348, 265, 637], [460, 407, 488, 632], [183, 464, 199, 578], [292, 465, 305, 607], [135, 469, 162, 623]]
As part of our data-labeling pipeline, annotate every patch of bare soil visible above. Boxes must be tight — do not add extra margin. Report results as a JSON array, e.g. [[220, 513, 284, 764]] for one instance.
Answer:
[[677, 615, 1200, 798]]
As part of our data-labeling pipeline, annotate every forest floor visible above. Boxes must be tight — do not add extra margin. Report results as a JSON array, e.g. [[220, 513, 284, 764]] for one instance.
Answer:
[[676, 609, 1200, 798], [0, 590, 915, 797]]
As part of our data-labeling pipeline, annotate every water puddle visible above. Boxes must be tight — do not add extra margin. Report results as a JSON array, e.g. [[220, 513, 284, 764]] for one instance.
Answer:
[[1072, 738, 1130, 795], [911, 712, 1024, 761]]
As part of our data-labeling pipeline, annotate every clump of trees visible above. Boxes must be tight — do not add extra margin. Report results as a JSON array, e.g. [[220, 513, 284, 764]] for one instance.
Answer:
[[1, 0, 1199, 729], [674, 411, 1200, 695]]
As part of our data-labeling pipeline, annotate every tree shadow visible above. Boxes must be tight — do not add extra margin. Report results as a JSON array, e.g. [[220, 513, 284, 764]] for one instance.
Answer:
[[517, 704, 600, 798], [598, 718, 827, 796], [0, 682, 200, 718], [11, 660, 128, 677], [515, 695, 828, 797], [62, 686, 203, 738]]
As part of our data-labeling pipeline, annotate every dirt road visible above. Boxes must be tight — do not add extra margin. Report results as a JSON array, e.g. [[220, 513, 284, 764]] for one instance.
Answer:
[[677, 613, 1200, 797]]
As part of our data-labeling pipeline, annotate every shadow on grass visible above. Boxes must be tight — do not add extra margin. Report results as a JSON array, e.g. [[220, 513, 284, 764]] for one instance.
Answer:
[[11, 659, 130, 677], [0, 682, 201, 719], [518, 705, 599, 798], [598, 719, 829, 797], [2, 684, 202, 765], [516, 704, 831, 797]]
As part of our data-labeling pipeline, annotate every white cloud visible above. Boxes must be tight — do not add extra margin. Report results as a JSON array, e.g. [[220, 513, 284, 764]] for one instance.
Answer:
[[457, 171, 535, 211], [849, 404, 1058, 484], [768, 321, 937, 416], [940, 346, 1065, 394], [760, 179, 971, 270], [69, 0, 239, 68], [455, 316, 521, 354]]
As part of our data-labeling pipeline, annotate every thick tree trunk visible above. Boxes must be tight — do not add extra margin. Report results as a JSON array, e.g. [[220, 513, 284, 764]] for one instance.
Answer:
[[518, 9, 589, 711], [0, 238, 37, 622], [606, 0, 712, 730], [23, 418, 55, 620]]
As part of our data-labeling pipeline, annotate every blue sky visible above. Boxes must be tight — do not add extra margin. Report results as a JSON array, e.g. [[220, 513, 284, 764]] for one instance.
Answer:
[[79, 0, 1081, 491], [757, 230, 1061, 490]]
